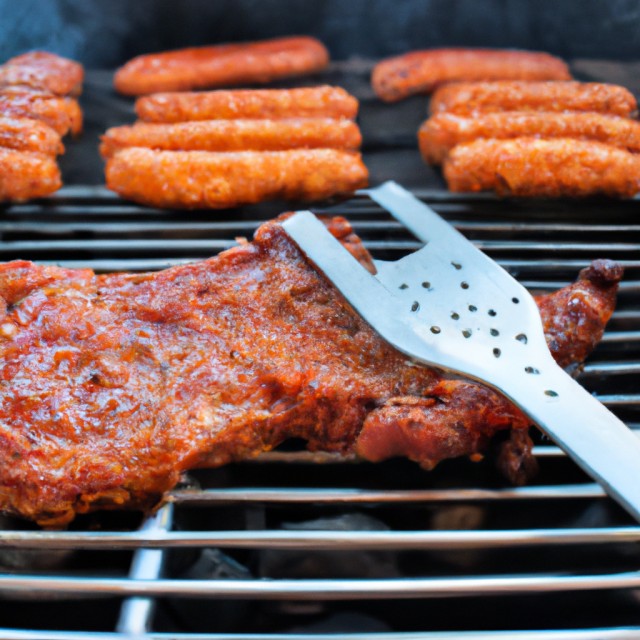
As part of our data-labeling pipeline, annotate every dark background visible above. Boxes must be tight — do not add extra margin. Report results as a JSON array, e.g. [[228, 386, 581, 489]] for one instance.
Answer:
[[2, 0, 640, 66]]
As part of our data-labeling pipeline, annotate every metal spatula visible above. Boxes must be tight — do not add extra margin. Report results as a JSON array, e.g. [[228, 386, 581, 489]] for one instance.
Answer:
[[283, 181, 640, 522]]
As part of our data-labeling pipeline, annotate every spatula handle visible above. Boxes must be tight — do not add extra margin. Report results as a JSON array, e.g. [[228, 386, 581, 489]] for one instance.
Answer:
[[508, 362, 640, 522]]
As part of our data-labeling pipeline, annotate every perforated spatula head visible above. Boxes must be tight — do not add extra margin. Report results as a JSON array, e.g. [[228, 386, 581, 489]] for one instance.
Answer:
[[283, 181, 640, 522]]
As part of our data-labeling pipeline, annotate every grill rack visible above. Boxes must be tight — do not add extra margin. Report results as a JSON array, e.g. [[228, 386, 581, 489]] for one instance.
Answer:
[[0, 187, 639, 638]]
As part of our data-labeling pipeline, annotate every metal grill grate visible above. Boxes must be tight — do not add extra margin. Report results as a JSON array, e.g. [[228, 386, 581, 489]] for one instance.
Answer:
[[0, 187, 639, 638]]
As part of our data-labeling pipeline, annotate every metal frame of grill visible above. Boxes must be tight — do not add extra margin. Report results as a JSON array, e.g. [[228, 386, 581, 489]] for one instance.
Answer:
[[0, 186, 639, 638]]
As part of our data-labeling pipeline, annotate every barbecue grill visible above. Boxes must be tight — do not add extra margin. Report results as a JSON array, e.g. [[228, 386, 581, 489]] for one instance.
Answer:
[[1, 43, 640, 639]]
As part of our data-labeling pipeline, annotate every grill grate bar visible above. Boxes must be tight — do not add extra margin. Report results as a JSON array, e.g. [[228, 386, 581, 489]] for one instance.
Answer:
[[0, 526, 639, 551], [168, 483, 609, 504], [115, 504, 173, 636], [2, 571, 640, 600], [2, 628, 640, 640]]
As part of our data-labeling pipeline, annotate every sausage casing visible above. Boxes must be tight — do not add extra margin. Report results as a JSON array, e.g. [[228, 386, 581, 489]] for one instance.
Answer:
[[115, 36, 329, 95], [430, 81, 638, 117], [419, 111, 640, 164], [0, 51, 84, 96], [0, 148, 61, 201], [100, 118, 362, 157], [0, 116, 63, 155], [105, 148, 369, 209], [0, 88, 82, 136], [372, 48, 571, 102], [135, 86, 358, 123], [443, 137, 640, 198]]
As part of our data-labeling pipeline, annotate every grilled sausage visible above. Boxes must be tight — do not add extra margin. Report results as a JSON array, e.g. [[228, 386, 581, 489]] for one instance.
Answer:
[[114, 36, 329, 96], [0, 88, 82, 136], [372, 49, 571, 102], [0, 148, 61, 201], [100, 118, 362, 157], [105, 148, 369, 209], [443, 137, 640, 198], [0, 51, 84, 96], [135, 86, 358, 123], [429, 81, 638, 117], [0, 116, 63, 155], [419, 111, 640, 164]]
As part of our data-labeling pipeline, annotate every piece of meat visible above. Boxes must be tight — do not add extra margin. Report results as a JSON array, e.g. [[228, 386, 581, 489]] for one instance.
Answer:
[[105, 147, 369, 209], [0, 116, 63, 155], [135, 86, 359, 123], [372, 48, 571, 102], [0, 217, 620, 526], [443, 138, 640, 198], [114, 36, 329, 96], [429, 81, 638, 117], [100, 118, 362, 157], [0, 148, 61, 201], [0, 51, 84, 96], [0, 88, 82, 136], [419, 111, 640, 165]]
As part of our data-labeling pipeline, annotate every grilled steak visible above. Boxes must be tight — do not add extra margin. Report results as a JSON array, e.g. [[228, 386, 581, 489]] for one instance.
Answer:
[[0, 216, 621, 526]]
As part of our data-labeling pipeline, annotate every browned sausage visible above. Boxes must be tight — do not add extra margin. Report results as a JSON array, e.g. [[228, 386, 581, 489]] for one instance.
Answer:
[[0, 148, 61, 201], [0, 116, 63, 155], [100, 118, 362, 157], [419, 111, 640, 165], [372, 49, 571, 102], [105, 148, 369, 209], [443, 138, 640, 198], [429, 81, 637, 117], [114, 36, 329, 96], [135, 86, 358, 123], [0, 87, 82, 136], [0, 51, 84, 96]]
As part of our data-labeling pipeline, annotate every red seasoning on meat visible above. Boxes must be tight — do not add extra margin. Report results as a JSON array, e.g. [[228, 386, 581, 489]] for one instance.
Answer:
[[0, 147, 61, 201], [443, 137, 640, 198], [0, 116, 63, 156], [114, 36, 330, 96], [429, 81, 638, 117], [0, 215, 621, 525], [0, 87, 82, 136], [0, 51, 84, 96], [372, 48, 571, 102], [419, 111, 640, 164], [100, 118, 362, 156], [135, 86, 359, 123], [105, 147, 369, 209]]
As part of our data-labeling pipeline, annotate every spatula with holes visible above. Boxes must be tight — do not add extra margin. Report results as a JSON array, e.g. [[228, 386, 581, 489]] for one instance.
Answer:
[[283, 181, 640, 522]]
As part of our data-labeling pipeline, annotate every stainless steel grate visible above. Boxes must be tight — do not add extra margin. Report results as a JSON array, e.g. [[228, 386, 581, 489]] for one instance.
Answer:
[[0, 187, 639, 638]]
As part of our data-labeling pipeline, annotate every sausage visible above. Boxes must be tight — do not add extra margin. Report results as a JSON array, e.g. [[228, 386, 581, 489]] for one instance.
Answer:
[[372, 49, 571, 102], [0, 88, 82, 136], [419, 111, 640, 165], [0, 51, 84, 96], [135, 86, 358, 123], [100, 118, 362, 157], [0, 116, 63, 155], [0, 148, 61, 201], [114, 36, 329, 96], [429, 81, 638, 117], [443, 137, 640, 198], [105, 148, 369, 209]]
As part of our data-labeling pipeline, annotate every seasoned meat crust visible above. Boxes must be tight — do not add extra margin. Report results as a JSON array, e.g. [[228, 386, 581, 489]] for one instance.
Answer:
[[419, 111, 640, 165], [372, 49, 571, 102], [135, 86, 359, 123], [100, 118, 362, 156], [105, 148, 369, 209], [443, 138, 640, 198], [114, 36, 329, 96], [429, 81, 637, 118], [0, 217, 621, 526]]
